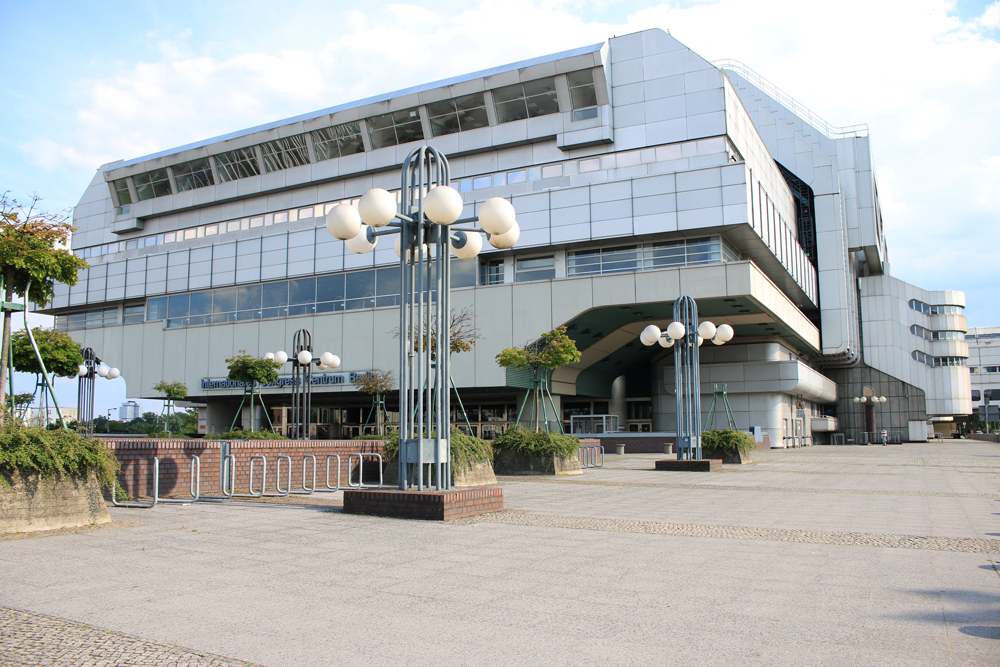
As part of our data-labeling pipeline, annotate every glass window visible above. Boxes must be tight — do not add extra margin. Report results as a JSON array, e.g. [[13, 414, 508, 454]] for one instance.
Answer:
[[566, 249, 601, 276], [214, 147, 260, 182], [686, 237, 722, 265], [237, 284, 262, 320], [312, 121, 365, 161], [288, 277, 315, 305], [113, 179, 132, 206], [133, 168, 172, 201], [172, 158, 214, 192], [427, 93, 489, 137], [316, 274, 345, 312], [452, 258, 477, 288], [167, 294, 190, 318], [367, 107, 424, 150], [567, 69, 598, 121], [346, 270, 376, 310], [212, 287, 237, 323], [515, 256, 555, 283], [601, 246, 641, 273], [146, 297, 168, 321], [648, 241, 686, 268], [260, 134, 310, 172], [480, 259, 504, 285], [262, 281, 288, 308], [189, 290, 213, 325], [376, 267, 401, 307], [123, 305, 145, 324], [493, 77, 559, 123]]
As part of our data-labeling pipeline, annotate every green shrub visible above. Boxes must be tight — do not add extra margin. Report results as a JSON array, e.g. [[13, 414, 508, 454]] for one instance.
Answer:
[[701, 429, 756, 457], [206, 430, 287, 440], [492, 426, 580, 459], [380, 429, 492, 469], [0, 425, 120, 491]]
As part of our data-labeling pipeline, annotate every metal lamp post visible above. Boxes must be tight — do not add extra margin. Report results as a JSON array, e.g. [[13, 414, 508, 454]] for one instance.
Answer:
[[76, 347, 120, 436], [852, 388, 887, 443], [638, 296, 734, 460], [265, 331, 340, 439], [325, 145, 518, 491]]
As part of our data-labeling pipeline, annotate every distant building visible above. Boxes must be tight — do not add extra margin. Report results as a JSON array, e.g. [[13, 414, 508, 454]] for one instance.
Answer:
[[26, 407, 78, 427], [119, 400, 142, 421], [966, 327, 1000, 425]]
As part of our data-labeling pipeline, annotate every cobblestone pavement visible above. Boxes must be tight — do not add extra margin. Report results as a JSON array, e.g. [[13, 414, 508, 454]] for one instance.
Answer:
[[0, 606, 264, 666], [1, 442, 998, 666]]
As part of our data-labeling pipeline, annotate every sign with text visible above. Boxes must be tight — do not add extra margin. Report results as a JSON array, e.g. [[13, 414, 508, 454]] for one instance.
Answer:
[[200, 371, 375, 391]]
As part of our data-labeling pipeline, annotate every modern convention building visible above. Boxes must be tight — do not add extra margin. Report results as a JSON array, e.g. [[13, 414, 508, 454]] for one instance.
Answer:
[[50, 28, 972, 444]]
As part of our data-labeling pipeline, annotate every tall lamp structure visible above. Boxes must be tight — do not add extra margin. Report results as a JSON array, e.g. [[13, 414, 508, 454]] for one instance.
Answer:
[[76, 347, 120, 436], [639, 296, 734, 460], [852, 386, 887, 442], [265, 330, 340, 439], [326, 146, 518, 490]]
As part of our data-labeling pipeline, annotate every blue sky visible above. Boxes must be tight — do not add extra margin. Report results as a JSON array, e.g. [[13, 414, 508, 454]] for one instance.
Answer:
[[1, 0, 998, 416]]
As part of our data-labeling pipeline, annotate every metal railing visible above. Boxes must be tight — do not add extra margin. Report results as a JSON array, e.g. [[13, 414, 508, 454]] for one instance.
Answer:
[[348, 453, 384, 488], [862, 431, 903, 445], [111, 457, 158, 508], [579, 445, 604, 468], [714, 59, 869, 140]]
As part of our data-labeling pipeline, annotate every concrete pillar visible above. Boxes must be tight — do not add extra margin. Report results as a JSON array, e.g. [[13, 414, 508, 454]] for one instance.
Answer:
[[611, 375, 627, 432]]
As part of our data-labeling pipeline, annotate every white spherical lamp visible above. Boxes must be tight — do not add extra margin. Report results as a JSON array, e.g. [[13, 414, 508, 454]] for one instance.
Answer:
[[345, 225, 377, 254], [264, 352, 274, 360], [715, 324, 735, 343], [452, 231, 483, 259], [853, 397, 860, 403], [640, 325, 661, 346], [666, 322, 686, 341], [275, 351, 288, 364], [77, 364, 88, 377], [108, 368, 120, 380], [358, 188, 397, 228], [879, 396, 887, 403], [477, 197, 516, 235], [697, 335, 703, 347], [859, 396, 867, 403], [297, 350, 313, 365], [698, 321, 717, 341], [423, 186, 464, 225], [97, 366, 109, 378], [326, 203, 362, 241], [658, 336, 675, 348], [487, 221, 519, 249], [317, 363, 327, 370], [712, 336, 725, 345], [320, 352, 339, 368]]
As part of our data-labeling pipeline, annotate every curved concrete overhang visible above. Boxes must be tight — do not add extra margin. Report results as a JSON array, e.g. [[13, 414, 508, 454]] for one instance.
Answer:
[[549, 260, 821, 396]]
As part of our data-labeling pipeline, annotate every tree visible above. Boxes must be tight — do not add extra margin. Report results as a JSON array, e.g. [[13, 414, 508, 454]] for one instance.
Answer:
[[12, 392, 33, 420], [11, 327, 84, 378], [496, 326, 581, 432], [356, 370, 395, 435], [0, 193, 88, 424], [393, 306, 480, 359], [225, 351, 281, 432], [153, 381, 188, 434]]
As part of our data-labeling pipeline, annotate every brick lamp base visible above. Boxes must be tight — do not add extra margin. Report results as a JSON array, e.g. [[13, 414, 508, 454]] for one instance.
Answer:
[[654, 459, 722, 472], [343, 487, 503, 521]]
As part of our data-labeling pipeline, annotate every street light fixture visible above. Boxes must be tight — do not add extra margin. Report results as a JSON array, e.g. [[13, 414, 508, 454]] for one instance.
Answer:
[[266, 329, 341, 439], [639, 297, 735, 460], [325, 146, 518, 490], [77, 347, 120, 436], [852, 386, 888, 443]]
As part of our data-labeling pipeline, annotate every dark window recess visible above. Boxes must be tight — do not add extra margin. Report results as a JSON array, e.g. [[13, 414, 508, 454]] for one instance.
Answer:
[[776, 162, 817, 267]]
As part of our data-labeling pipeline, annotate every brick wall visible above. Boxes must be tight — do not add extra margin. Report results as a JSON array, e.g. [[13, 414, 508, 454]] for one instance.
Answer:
[[106, 439, 386, 497], [343, 487, 503, 521]]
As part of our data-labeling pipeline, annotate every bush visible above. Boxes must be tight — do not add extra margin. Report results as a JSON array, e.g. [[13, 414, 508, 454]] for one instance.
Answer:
[[380, 429, 492, 469], [0, 425, 120, 491], [492, 426, 580, 459], [701, 429, 756, 457], [206, 430, 287, 440]]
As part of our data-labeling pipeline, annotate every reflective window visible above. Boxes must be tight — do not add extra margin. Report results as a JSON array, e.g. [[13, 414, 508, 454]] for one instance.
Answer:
[[367, 107, 424, 149], [480, 259, 504, 286], [214, 147, 261, 182], [316, 274, 346, 312], [146, 297, 168, 321], [452, 258, 477, 288], [375, 267, 401, 307], [133, 168, 172, 201], [113, 179, 132, 206], [427, 93, 489, 137], [123, 305, 145, 324], [260, 134, 310, 172], [346, 270, 376, 310], [515, 256, 555, 283], [568, 69, 598, 121], [311, 122, 365, 160], [493, 77, 559, 123], [172, 158, 214, 192], [237, 284, 262, 320], [213, 287, 237, 323]]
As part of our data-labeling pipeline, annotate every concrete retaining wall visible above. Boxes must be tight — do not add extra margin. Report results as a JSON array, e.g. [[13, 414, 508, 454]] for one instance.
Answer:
[[0, 471, 111, 534]]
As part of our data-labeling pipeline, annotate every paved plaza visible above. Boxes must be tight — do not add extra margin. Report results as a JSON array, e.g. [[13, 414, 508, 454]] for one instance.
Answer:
[[1, 442, 999, 666]]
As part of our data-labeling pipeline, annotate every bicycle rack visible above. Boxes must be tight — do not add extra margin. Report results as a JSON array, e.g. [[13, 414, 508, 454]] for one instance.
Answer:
[[260, 454, 291, 497], [348, 452, 383, 488], [232, 455, 266, 498], [157, 455, 200, 504], [579, 445, 604, 468], [199, 454, 236, 501], [322, 454, 342, 491], [111, 457, 159, 508], [287, 454, 317, 495]]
